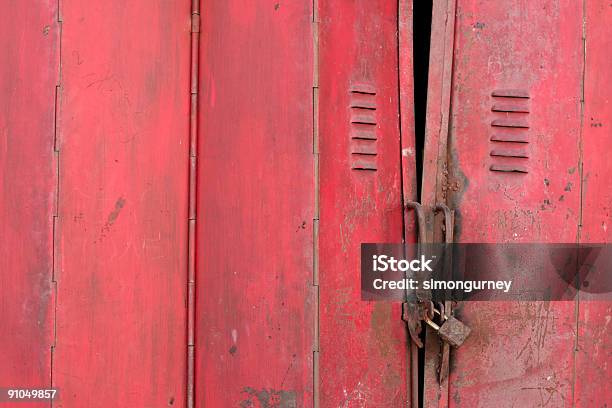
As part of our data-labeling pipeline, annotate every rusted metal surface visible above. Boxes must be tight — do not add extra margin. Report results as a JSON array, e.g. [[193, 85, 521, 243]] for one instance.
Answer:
[[434, 316, 471, 348], [187, 1, 200, 407], [421, 0, 611, 406], [399, 0, 418, 211], [419, 1, 458, 405], [434, 204, 454, 387], [431, 0, 584, 405], [398, 3, 419, 405], [402, 201, 432, 354]]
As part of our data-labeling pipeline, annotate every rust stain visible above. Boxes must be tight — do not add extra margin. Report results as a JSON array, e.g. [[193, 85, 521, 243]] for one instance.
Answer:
[[95, 197, 126, 243], [106, 197, 126, 225], [369, 303, 396, 358], [240, 387, 297, 408]]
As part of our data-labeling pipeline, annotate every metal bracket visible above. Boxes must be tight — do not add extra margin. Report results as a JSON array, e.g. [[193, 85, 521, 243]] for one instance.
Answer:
[[403, 201, 433, 348], [402, 203, 470, 349]]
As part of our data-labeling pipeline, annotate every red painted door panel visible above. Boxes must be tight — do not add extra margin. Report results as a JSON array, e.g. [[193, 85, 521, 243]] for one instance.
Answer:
[[574, 1, 612, 406], [54, 1, 191, 406], [318, 1, 411, 406], [6, 1, 608, 407], [421, 0, 610, 407], [196, 1, 315, 406], [0, 2, 59, 407]]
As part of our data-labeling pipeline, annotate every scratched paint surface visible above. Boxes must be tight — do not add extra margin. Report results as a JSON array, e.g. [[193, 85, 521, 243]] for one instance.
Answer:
[[53, 1, 191, 407], [196, 1, 315, 406], [318, 1, 409, 406], [422, 1, 611, 407], [0, 2, 58, 407]]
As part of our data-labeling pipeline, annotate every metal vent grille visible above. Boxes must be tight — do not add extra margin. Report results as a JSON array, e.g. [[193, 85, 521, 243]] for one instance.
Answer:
[[489, 89, 530, 174], [349, 83, 377, 171]]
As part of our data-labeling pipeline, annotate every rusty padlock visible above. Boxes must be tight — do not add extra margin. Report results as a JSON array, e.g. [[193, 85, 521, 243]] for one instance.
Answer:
[[424, 312, 471, 348]]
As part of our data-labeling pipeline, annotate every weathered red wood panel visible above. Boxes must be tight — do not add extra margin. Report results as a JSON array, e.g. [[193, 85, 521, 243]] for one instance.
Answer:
[[421, 0, 458, 403], [424, 1, 586, 406], [0, 2, 58, 406], [574, 1, 612, 406], [54, 1, 191, 406], [196, 1, 315, 406], [318, 1, 410, 406], [399, 0, 418, 206]]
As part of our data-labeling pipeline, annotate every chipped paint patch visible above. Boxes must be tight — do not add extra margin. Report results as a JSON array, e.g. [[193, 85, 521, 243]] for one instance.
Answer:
[[402, 147, 415, 157], [240, 387, 297, 408]]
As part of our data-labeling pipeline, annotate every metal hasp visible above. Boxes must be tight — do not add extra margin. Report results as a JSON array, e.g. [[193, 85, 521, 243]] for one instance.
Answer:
[[403, 201, 429, 349], [403, 201, 472, 405], [403, 201, 470, 349], [433, 203, 457, 384]]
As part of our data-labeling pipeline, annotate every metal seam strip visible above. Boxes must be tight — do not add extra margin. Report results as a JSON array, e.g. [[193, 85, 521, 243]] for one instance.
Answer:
[[572, 0, 588, 404], [187, 1, 200, 407], [312, 1, 320, 407], [436, 1, 458, 406], [51, 0, 63, 405], [397, 1, 415, 405]]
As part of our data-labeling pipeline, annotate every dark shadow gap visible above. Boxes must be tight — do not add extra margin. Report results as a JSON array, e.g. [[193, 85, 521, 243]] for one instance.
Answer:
[[413, 1, 433, 407], [413, 0, 433, 202]]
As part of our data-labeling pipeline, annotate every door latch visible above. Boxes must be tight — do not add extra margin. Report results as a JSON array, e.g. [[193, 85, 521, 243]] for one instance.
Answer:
[[403, 202, 471, 349]]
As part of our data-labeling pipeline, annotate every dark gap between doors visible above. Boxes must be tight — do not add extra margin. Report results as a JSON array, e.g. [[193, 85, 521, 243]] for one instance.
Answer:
[[413, 1, 433, 407], [414, 0, 432, 201]]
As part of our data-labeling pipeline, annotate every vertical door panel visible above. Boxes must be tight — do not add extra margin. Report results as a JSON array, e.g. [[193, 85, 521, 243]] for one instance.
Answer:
[[575, 1, 612, 406], [318, 1, 409, 406], [55, 1, 191, 406], [0, 2, 58, 406], [420, 2, 459, 405], [196, 1, 315, 406], [424, 1, 585, 406]]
